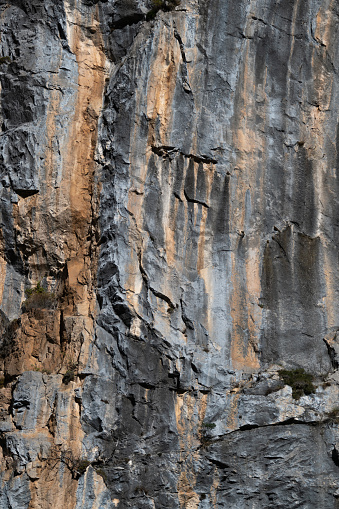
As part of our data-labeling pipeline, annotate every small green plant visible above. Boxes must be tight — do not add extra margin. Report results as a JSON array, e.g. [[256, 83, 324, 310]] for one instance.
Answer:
[[23, 282, 56, 311], [278, 368, 316, 400], [202, 422, 216, 429], [0, 377, 5, 388], [25, 281, 45, 297]]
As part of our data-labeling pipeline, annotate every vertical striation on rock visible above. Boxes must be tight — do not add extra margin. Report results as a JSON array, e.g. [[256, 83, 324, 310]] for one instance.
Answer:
[[1, 0, 339, 507]]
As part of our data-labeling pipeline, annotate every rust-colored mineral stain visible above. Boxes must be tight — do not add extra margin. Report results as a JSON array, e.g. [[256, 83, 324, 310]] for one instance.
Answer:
[[66, 23, 105, 244], [178, 472, 201, 509], [210, 470, 220, 508], [145, 27, 180, 145], [29, 463, 78, 509], [197, 392, 208, 427], [228, 14, 265, 371], [126, 244, 143, 315], [229, 207, 259, 370], [0, 254, 6, 306], [4, 5, 108, 507], [314, 0, 335, 48], [323, 254, 337, 329], [226, 391, 240, 431], [125, 22, 182, 287], [175, 393, 201, 509]]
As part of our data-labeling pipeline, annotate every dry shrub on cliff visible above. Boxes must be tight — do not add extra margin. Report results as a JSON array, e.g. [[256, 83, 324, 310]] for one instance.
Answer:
[[23, 282, 56, 311], [199, 421, 216, 448], [60, 451, 91, 478], [62, 359, 78, 384], [77, 460, 91, 475], [278, 368, 316, 400]]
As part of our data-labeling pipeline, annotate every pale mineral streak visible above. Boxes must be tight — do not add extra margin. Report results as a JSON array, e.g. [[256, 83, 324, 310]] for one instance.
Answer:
[[1, 0, 339, 507]]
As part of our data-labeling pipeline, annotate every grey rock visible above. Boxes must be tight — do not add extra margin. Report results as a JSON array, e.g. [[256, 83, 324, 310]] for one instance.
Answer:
[[1, 0, 339, 507]]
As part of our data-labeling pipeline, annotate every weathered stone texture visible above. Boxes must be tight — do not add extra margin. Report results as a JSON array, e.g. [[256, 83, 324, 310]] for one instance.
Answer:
[[1, 0, 339, 507]]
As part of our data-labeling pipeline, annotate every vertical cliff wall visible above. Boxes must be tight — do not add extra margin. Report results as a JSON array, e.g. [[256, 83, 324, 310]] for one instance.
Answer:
[[1, 0, 339, 507]]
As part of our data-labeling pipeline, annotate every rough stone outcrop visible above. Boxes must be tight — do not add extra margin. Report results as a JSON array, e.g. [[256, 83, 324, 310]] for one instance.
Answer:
[[1, 0, 339, 507]]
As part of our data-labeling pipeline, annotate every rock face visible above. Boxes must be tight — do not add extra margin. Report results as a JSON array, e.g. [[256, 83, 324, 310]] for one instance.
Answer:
[[1, 0, 339, 507]]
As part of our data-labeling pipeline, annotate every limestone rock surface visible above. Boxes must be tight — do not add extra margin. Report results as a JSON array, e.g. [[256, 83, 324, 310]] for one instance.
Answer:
[[1, 0, 339, 507]]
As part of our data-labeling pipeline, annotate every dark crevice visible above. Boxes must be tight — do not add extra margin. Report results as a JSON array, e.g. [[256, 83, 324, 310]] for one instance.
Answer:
[[149, 286, 175, 309], [173, 25, 192, 93], [57, 22, 67, 41], [111, 13, 145, 30], [137, 250, 149, 286], [198, 418, 321, 452], [208, 458, 230, 469], [310, 22, 326, 47], [251, 15, 269, 26], [323, 336, 339, 370], [180, 300, 194, 330], [191, 362, 199, 373], [59, 310, 67, 350], [113, 301, 133, 327], [151, 145, 178, 159], [14, 189, 39, 198], [174, 27, 187, 63], [172, 387, 187, 394], [332, 447, 339, 467], [47, 399, 57, 437], [168, 370, 180, 390], [184, 189, 209, 208], [272, 237, 289, 261], [238, 418, 318, 432], [138, 382, 156, 390], [126, 393, 136, 406], [184, 152, 217, 164], [151, 145, 217, 164], [137, 249, 175, 309], [173, 191, 183, 202]]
